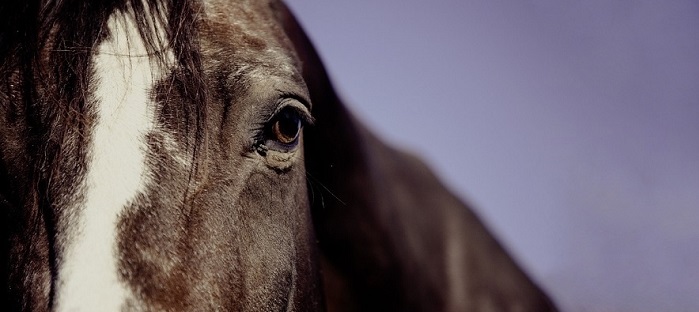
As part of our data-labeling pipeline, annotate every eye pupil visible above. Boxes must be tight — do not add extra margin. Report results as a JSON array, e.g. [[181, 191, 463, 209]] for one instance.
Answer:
[[272, 110, 301, 144]]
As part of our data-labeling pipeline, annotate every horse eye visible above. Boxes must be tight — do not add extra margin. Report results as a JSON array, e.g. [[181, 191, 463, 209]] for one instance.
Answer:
[[270, 107, 302, 145]]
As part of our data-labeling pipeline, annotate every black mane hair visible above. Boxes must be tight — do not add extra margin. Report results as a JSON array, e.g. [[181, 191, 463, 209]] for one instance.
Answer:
[[0, 0, 206, 125]]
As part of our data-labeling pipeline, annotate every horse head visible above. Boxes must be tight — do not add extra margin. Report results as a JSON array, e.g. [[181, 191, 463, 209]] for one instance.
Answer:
[[0, 0, 556, 310]]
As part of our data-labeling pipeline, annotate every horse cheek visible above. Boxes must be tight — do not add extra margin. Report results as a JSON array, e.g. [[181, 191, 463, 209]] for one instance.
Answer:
[[233, 163, 320, 310]]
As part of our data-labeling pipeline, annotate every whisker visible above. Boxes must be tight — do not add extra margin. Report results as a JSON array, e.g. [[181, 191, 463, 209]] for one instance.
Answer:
[[305, 170, 346, 207]]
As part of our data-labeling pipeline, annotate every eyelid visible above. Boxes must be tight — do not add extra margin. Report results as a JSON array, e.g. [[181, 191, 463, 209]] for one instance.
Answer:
[[271, 98, 315, 127]]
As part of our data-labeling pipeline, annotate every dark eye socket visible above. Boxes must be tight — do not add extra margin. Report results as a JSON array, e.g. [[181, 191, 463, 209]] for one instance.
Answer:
[[270, 107, 302, 145]]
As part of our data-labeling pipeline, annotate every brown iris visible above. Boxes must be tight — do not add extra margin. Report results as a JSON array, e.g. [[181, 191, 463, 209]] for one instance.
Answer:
[[271, 108, 302, 145]]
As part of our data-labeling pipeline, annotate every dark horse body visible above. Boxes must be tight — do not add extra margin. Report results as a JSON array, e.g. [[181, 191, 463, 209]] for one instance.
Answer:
[[0, 0, 556, 310]]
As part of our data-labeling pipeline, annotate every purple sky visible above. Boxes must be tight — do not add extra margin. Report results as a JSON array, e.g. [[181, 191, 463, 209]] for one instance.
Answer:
[[285, 1, 699, 311]]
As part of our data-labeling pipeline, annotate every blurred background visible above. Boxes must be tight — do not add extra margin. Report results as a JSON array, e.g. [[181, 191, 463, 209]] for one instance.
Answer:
[[284, 1, 699, 311]]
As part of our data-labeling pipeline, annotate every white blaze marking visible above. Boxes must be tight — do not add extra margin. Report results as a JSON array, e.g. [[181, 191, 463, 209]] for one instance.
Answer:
[[56, 11, 172, 312]]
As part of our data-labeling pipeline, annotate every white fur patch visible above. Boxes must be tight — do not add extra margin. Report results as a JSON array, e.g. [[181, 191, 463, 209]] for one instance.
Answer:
[[55, 10, 172, 312]]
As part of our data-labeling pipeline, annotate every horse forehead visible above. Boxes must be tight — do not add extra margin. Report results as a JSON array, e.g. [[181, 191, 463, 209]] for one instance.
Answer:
[[203, 0, 275, 29], [200, 0, 297, 71]]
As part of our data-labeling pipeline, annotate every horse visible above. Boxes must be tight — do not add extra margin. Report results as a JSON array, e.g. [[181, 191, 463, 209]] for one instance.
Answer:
[[0, 0, 557, 310]]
